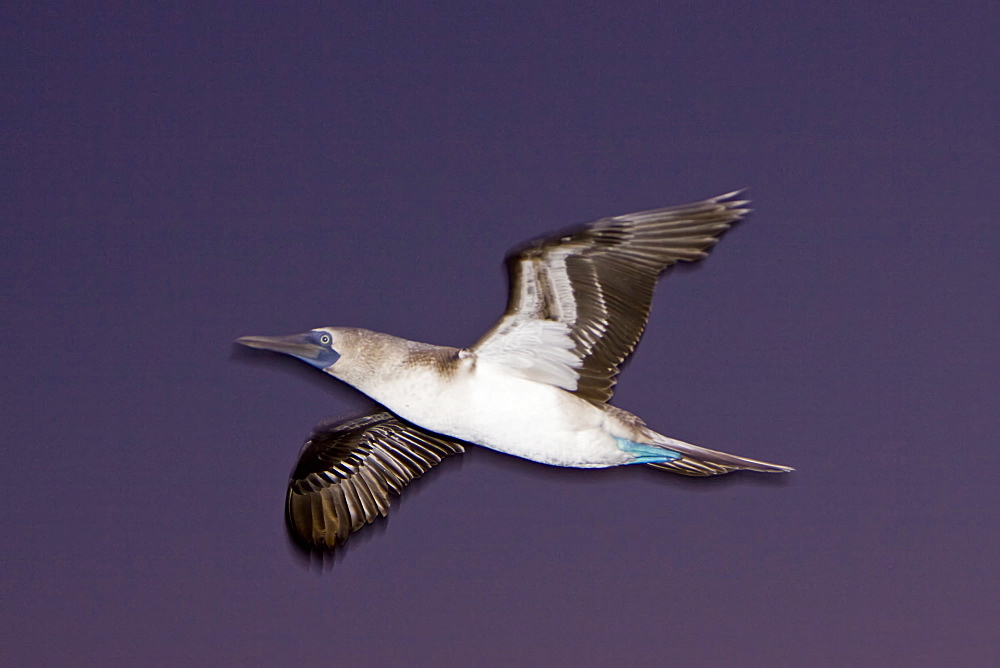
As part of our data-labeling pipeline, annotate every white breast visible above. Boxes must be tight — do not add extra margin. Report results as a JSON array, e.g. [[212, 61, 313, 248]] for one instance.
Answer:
[[367, 359, 632, 468]]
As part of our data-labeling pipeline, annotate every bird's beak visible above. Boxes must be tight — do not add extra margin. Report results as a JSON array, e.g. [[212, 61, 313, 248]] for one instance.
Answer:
[[235, 333, 326, 361]]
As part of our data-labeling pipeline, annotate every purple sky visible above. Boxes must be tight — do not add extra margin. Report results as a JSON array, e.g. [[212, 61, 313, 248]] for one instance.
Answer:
[[5, 2, 998, 665]]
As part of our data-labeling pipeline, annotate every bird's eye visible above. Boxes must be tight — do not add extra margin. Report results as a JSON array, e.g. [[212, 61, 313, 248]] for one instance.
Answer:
[[319, 334, 331, 345]]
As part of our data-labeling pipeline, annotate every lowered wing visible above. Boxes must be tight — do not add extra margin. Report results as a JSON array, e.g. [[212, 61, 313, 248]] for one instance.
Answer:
[[286, 411, 465, 551]]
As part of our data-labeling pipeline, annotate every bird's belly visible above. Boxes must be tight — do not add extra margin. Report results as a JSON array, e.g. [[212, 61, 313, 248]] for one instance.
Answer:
[[376, 363, 631, 468]]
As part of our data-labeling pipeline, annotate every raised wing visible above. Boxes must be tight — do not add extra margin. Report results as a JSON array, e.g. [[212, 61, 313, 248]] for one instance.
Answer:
[[286, 411, 465, 551], [472, 191, 749, 402]]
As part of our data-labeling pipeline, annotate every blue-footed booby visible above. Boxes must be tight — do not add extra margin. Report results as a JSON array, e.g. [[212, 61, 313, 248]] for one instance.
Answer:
[[239, 191, 793, 550]]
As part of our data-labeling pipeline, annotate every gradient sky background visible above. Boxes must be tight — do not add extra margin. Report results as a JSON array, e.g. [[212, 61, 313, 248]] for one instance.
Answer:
[[4, 2, 998, 666]]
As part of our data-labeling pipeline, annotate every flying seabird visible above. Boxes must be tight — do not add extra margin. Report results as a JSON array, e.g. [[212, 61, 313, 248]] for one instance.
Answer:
[[239, 191, 793, 551]]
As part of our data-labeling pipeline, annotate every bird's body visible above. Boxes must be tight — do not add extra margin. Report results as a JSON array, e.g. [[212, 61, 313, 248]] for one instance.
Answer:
[[311, 326, 788, 471], [327, 331, 632, 467], [238, 191, 794, 550]]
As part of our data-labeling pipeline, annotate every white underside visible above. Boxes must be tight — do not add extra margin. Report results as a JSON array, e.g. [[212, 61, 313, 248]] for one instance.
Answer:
[[361, 360, 636, 468]]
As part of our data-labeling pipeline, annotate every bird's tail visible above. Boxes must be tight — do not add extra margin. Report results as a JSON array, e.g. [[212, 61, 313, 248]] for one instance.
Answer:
[[644, 432, 794, 477]]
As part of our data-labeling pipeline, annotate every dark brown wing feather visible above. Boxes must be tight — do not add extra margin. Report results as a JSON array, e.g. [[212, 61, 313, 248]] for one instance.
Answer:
[[491, 192, 749, 403], [286, 411, 465, 551], [645, 458, 740, 476]]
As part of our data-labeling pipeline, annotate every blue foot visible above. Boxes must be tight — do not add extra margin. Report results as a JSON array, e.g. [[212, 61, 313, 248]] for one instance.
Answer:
[[615, 438, 682, 464]]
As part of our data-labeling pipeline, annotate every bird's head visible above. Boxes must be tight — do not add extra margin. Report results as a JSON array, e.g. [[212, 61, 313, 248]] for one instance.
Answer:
[[236, 327, 344, 371]]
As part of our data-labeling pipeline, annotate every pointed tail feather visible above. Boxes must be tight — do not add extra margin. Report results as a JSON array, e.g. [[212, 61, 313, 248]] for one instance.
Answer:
[[645, 433, 793, 477]]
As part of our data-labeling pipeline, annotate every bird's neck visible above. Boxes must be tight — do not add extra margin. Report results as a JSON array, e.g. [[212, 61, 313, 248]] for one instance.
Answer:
[[328, 329, 462, 395]]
